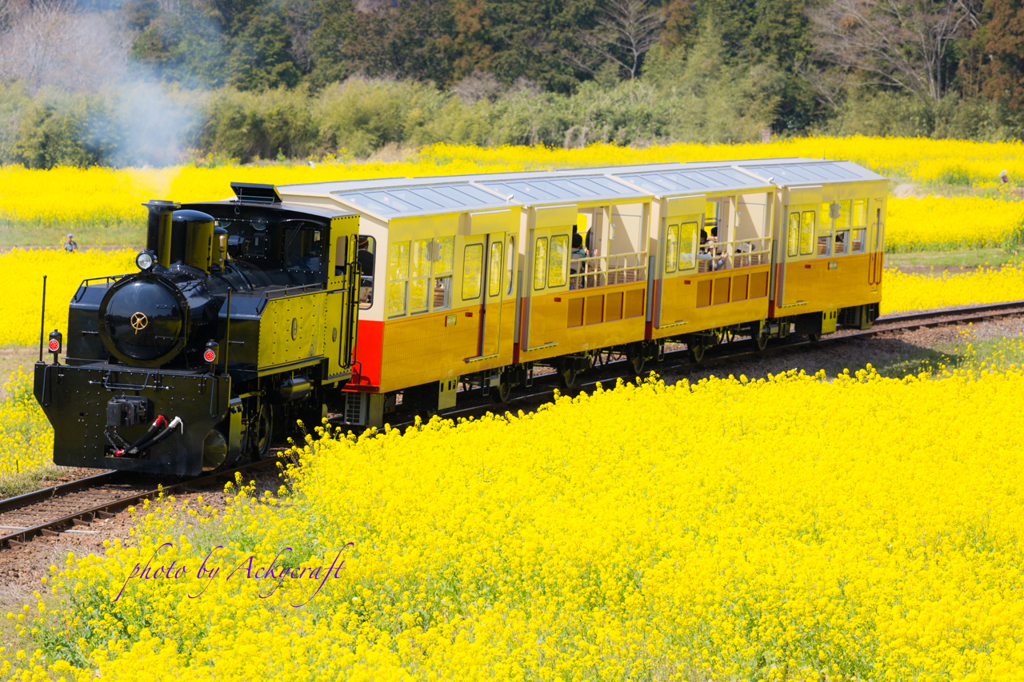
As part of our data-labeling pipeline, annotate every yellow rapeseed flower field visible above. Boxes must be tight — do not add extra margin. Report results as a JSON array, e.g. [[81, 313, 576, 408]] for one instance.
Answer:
[[0, 370, 52, 477], [4, 137, 1024, 252], [6, 358, 1024, 681], [886, 195, 1024, 251], [882, 263, 1024, 313], [0, 248, 136, 346]]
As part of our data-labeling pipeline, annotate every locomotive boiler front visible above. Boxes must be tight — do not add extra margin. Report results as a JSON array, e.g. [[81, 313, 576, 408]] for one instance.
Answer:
[[98, 273, 190, 366]]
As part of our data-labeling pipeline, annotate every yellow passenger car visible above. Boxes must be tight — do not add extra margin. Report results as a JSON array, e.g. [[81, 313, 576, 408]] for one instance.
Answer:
[[277, 179, 520, 422], [273, 157, 888, 426], [470, 170, 653, 387], [736, 159, 888, 337], [607, 162, 777, 359]]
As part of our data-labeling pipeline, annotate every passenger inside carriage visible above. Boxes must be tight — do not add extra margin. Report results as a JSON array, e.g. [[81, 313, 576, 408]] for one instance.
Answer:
[[357, 236, 376, 307], [697, 231, 727, 272], [570, 228, 588, 289], [357, 238, 374, 276], [834, 231, 848, 255]]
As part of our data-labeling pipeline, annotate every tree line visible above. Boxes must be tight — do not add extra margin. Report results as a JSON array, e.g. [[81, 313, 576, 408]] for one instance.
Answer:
[[1, 0, 1023, 167]]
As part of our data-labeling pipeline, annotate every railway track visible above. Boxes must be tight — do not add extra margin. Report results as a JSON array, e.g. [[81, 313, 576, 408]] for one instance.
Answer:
[[4, 299, 1024, 550], [0, 460, 276, 549]]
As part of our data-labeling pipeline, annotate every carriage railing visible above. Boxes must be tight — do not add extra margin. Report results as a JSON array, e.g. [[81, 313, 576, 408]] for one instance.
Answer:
[[570, 250, 648, 290], [693, 236, 772, 274]]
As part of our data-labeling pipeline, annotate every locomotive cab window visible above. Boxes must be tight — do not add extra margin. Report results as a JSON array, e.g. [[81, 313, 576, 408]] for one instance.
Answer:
[[214, 218, 327, 287], [282, 225, 322, 273]]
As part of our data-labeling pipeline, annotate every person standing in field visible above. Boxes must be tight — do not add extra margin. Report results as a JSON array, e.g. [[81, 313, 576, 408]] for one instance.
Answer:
[[62, 233, 77, 253]]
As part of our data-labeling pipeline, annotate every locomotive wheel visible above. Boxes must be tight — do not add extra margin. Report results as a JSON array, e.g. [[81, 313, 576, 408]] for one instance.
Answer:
[[753, 332, 768, 352], [807, 332, 822, 344], [492, 372, 513, 403], [249, 402, 273, 460]]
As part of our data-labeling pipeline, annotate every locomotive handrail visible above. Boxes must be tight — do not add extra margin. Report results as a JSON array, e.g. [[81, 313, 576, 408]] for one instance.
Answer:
[[89, 372, 164, 391], [255, 283, 324, 312], [73, 275, 126, 303]]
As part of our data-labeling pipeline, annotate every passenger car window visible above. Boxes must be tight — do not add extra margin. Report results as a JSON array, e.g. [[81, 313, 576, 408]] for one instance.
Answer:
[[851, 200, 868, 254], [386, 241, 409, 318], [548, 235, 568, 288], [800, 211, 814, 256], [665, 224, 678, 274], [836, 200, 851, 229], [462, 244, 483, 300], [533, 237, 548, 291], [506, 236, 515, 296], [851, 228, 866, 253], [853, 199, 867, 227], [409, 239, 432, 314], [433, 237, 454, 311], [488, 241, 503, 297], [357, 236, 376, 309], [680, 222, 697, 268], [788, 213, 800, 257]]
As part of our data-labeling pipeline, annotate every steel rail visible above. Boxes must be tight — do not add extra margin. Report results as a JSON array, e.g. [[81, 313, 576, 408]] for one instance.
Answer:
[[1, 459, 276, 549], [0, 471, 122, 516]]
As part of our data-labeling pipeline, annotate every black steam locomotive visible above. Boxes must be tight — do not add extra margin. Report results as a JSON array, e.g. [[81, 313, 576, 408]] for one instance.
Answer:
[[33, 184, 360, 475]]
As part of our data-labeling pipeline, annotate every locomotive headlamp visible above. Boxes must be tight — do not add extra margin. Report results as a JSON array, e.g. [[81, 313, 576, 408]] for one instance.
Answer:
[[136, 251, 156, 271], [204, 341, 218, 369], [48, 329, 62, 363]]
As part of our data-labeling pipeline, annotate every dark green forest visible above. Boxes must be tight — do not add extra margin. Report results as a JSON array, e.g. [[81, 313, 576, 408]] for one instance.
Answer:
[[2, 0, 1024, 166]]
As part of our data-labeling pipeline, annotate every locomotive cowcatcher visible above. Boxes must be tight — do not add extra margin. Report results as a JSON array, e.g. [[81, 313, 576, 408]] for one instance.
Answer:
[[33, 183, 360, 476]]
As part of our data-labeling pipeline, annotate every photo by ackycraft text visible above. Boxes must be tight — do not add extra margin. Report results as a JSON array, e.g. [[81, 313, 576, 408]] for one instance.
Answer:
[[114, 542, 355, 606]]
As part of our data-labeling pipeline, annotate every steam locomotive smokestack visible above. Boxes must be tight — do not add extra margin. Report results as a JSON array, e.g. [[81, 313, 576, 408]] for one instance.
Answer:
[[143, 200, 180, 269]]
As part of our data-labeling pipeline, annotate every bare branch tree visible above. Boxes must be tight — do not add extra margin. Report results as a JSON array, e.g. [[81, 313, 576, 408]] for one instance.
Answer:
[[573, 0, 666, 80], [0, 0, 131, 92], [795, 61, 851, 110], [808, 0, 979, 102]]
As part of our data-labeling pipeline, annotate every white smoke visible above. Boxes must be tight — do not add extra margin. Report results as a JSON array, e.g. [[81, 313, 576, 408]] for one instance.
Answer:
[[111, 80, 198, 167]]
